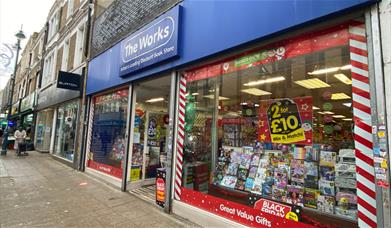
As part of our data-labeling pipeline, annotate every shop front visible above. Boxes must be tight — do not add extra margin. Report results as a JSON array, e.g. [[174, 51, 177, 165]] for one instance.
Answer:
[[85, 75, 174, 192], [85, 5, 180, 198], [86, 88, 129, 180], [35, 81, 81, 166], [20, 91, 35, 139], [53, 99, 79, 161], [172, 19, 383, 228], [86, 0, 387, 226]]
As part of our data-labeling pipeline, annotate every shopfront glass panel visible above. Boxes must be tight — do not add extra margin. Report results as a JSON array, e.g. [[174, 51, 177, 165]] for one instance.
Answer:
[[54, 100, 79, 161], [181, 23, 359, 225], [129, 75, 171, 182], [88, 89, 128, 179], [34, 109, 54, 152]]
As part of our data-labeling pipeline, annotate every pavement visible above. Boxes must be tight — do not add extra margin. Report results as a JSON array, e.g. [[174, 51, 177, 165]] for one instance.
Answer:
[[0, 150, 196, 228]]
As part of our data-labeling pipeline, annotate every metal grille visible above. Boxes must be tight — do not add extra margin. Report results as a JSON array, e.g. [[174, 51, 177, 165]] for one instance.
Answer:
[[91, 0, 181, 58]]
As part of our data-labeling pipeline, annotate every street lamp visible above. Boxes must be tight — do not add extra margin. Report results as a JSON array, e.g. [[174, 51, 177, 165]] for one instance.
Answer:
[[1, 28, 25, 155]]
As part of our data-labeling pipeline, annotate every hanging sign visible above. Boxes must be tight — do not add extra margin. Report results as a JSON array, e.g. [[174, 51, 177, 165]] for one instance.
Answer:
[[259, 97, 312, 145], [57, 71, 82, 91], [119, 6, 180, 76]]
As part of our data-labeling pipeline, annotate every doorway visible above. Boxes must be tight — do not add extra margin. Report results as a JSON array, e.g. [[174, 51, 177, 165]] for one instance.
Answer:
[[127, 74, 172, 197]]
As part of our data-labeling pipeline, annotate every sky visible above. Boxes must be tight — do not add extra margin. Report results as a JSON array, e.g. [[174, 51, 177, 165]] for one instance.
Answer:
[[0, 0, 54, 90]]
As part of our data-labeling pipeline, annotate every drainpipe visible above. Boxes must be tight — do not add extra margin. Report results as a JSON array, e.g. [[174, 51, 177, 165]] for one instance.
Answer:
[[79, 0, 93, 171]]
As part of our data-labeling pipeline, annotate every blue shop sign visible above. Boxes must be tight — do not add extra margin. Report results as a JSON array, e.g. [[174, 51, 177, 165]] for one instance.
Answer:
[[87, 1, 376, 95], [119, 6, 180, 77]]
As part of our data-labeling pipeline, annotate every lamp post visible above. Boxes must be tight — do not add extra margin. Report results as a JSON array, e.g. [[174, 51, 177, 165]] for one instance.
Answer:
[[1, 28, 25, 155]]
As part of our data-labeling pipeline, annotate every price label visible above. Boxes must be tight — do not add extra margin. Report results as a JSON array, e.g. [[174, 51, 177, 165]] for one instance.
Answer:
[[267, 99, 305, 143]]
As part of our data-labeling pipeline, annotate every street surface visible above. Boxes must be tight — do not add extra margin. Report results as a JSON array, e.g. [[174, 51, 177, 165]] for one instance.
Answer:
[[0, 151, 193, 227]]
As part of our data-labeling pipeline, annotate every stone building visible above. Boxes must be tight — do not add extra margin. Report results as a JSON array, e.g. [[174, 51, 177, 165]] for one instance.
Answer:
[[34, 0, 90, 169]]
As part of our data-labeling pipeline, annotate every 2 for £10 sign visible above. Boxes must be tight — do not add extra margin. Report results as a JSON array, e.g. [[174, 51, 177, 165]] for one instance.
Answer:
[[259, 97, 313, 145]]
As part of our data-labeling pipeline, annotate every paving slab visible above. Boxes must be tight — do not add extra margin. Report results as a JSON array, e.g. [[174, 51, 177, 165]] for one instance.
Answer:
[[0, 151, 197, 228]]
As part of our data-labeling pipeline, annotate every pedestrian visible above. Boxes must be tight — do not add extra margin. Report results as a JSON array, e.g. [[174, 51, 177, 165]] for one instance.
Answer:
[[14, 126, 26, 151], [0, 127, 3, 146]]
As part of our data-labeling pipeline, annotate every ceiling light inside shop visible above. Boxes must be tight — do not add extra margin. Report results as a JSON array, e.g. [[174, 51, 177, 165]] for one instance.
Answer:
[[203, 95, 230, 100], [343, 102, 352, 107], [294, 78, 331, 89], [340, 64, 352, 70], [343, 118, 352, 121], [331, 93, 351, 100], [313, 106, 320, 110], [323, 111, 335, 115], [146, 97, 164, 103], [332, 115, 346, 118], [240, 102, 248, 106], [241, 88, 272, 96], [243, 76, 285, 86], [308, 64, 352, 75], [334, 73, 352, 85], [308, 67, 340, 75], [254, 104, 260, 107], [192, 92, 199, 96], [317, 111, 325, 115]]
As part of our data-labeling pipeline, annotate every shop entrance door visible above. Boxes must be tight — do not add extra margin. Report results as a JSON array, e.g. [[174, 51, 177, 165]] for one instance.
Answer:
[[127, 75, 172, 193]]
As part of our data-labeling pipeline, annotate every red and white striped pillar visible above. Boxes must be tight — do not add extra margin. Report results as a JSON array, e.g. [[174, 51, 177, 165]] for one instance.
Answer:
[[174, 77, 187, 200], [350, 21, 377, 227], [85, 99, 95, 166]]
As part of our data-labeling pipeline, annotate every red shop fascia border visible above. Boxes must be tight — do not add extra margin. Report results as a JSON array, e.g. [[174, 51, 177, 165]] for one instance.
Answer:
[[184, 21, 361, 82]]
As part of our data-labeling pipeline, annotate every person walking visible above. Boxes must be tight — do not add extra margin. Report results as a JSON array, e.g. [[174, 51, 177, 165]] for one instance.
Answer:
[[0, 127, 3, 147], [14, 126, 27, 153]]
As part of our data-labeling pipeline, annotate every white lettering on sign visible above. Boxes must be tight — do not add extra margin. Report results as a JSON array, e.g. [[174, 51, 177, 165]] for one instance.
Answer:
[[99, 166, 111, 172], [59, 81, 78, 87], [261, 200, 289, 218], [122, 17, 174, 63], [219, 204, 235, 214], [218, 204, 271, 227]]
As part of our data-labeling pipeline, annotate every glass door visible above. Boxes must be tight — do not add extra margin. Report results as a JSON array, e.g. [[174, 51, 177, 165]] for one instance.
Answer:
[[128, 75, 172, 184]]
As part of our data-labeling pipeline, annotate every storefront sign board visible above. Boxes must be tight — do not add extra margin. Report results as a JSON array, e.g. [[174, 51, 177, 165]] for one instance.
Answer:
[[20, 92, 35, 112], [180, 187, 313, 227], [57, 71, 82, 91], [253, 198, 292, 219], [119, 6, 180, 76], [36, 84, 80, 111], [87, 160, 122, 179]]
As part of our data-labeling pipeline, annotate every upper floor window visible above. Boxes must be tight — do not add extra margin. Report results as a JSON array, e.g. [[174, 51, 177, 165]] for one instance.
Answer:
[[48, 11, 60, 40], [67, 0, 74, 18], [74, 24, 85, 67], [42, 52, 55, 87]]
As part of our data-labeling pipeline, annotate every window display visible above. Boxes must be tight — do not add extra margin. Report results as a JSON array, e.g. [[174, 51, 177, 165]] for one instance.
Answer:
[[34, 109, 54, 152], [88, 89, 128, 178], [180, 22, 359, 226], [54, 100, 79, 161]]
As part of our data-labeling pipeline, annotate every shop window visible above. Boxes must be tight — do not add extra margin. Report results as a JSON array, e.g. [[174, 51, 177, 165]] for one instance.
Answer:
[[74, 24, 85, 67], [54, 100, 79, 161], [87, 89, 128, 179], [180, 22, 360, 226], [42, 52, 55, 87], [35, 109, 54, 152]]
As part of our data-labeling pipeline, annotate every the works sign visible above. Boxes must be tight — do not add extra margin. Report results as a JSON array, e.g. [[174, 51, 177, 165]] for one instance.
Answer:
[[119, 6, 180, 76]]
